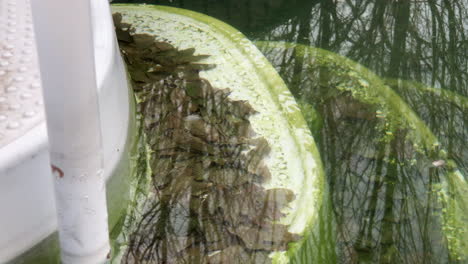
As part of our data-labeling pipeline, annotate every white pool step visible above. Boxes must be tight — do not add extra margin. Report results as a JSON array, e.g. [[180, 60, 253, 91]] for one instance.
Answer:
[[0, 0, 44, 148], [0, 0, 134, 262]]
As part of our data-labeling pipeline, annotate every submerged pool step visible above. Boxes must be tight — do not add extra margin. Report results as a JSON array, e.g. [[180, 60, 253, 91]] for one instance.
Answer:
[[111, 5, 332, 263], [254, 41, 468, 262]]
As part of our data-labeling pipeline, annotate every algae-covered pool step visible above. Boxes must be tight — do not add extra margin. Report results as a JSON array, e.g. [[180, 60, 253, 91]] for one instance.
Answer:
[[111, 5, 331, 263], [384, 78, 468, 176], [254, 41, 468, 262]]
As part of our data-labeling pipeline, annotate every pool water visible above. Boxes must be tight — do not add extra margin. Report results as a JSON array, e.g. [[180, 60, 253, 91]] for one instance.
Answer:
[[112, 1, 468, 263]]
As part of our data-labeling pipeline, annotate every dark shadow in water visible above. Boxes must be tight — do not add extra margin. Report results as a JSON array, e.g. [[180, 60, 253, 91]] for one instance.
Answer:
[[112, 0, 313, 37], [114, 0, 468, 96], [255, 0, 468, 97]]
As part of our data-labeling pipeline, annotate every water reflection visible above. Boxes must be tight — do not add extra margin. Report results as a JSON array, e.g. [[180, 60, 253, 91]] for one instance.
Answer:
[[116, 0, 468, 96], [260, 0, 468, 97], [386, 79, 468, 176], [113, 0, 305, 36], [115, 15, 303, 263], [112, 0, 468, 263], [257, 42, 467, 263]]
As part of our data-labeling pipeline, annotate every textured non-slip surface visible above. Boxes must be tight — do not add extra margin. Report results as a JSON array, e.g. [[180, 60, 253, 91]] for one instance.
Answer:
[[0, 0, 44, 148]]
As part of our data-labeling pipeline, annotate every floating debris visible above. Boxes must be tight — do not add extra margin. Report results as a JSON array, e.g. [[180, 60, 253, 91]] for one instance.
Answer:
[[432, 160, 446, 167]]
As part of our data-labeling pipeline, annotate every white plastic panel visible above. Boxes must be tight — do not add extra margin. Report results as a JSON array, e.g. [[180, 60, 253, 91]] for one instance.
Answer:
[[0, 0, 132, 262], [0, 0, 44, 148]]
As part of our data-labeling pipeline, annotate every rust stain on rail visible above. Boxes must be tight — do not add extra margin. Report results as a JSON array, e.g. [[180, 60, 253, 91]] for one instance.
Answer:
[[51, 164, 64, 178]]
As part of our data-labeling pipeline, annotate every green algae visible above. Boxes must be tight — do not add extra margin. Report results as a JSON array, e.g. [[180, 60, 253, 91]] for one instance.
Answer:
[[111, 5, 330, 263], [385, 79, 468, 112], [255, 41, 468, 262], [297, 101, 323, 140], [385, 78, 468, 176], [384, 79, 468, 261], [255, 41, 440, 156]]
